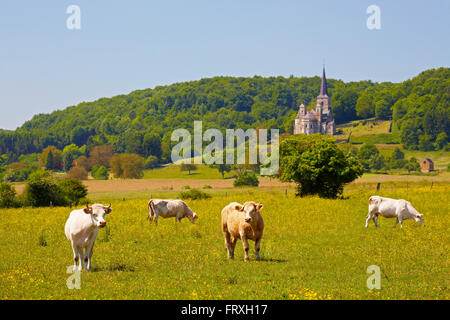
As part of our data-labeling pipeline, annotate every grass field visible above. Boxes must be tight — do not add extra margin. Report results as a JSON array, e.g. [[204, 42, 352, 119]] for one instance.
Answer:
[[0, 182, 448, 300]]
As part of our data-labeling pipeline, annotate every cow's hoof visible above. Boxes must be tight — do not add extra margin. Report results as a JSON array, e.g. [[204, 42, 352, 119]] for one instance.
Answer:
[[244, 258, 249, 262], [255, 257, 260, 261]]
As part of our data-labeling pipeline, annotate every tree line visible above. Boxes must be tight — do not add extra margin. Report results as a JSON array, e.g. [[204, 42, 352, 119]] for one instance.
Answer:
[[0, 68, 447, 162]]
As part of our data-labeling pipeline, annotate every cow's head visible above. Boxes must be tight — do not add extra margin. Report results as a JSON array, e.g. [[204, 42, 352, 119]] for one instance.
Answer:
[[189, 212, 198, 223], [236, 202, 263, 223], [84, 203, 112, 228], [414, 213, 424, 225]]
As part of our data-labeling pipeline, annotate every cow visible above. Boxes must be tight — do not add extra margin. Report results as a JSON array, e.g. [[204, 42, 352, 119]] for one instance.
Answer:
[[221, 201, 264, 262], [65, 203, 112, 271], [365, 196, 424, 228], [148, 199, 198, 225]]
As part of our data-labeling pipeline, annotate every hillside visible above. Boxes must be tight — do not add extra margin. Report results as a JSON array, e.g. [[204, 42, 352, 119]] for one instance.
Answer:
[[0, 67, 448, 161]]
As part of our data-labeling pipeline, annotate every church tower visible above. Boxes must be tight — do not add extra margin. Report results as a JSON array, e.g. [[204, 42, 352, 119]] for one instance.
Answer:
[[293, 65, 336, 136], [316, 66, 330, 114]]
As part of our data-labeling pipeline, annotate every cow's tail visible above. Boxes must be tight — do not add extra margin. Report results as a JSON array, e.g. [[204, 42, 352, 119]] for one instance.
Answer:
[[148, 199, 155, 222]]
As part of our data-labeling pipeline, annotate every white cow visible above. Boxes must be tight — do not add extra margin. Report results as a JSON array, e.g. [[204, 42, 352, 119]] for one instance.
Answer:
[[365, 196, 424, 228], [65, 203, 112, 271], [148, 199, 198, 225]]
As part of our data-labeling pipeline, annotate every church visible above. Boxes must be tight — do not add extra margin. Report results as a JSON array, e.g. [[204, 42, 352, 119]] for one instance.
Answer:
[[294, 66, 336, 135]]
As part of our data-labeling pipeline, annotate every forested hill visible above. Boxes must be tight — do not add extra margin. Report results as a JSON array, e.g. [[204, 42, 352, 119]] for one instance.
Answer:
[[0, 67, 448, 160]]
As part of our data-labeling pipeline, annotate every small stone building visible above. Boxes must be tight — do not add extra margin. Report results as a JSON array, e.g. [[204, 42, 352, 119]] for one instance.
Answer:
[[420, 158, 434, 173]]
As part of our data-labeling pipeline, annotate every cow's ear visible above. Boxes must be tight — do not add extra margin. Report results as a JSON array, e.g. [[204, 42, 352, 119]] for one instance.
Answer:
[[256, 203, 264, 211], [83, 207, 92, 214], [105, 204, 112, 214], [234, 204, 244, 211]]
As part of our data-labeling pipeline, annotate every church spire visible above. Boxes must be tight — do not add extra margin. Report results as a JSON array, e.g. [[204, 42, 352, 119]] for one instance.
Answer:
[[320, 65, 328, 96]]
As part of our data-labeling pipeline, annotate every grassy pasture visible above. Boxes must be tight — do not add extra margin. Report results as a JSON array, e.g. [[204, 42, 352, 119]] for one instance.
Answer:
[[0, 182, 448, 300]]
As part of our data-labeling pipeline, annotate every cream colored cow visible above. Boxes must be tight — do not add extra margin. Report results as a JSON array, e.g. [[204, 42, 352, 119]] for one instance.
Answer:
[[148, 199, 198, 225], [221, 201, 264, 261]]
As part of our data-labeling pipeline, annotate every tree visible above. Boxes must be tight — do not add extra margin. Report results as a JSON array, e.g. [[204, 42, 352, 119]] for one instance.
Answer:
[[434, 132, 448, 150], [74, 156, 90, 170], [332, 88, 358, 124], [0, 182, 18, 208], [63, 152, 74, 172], [405, 158, 420, 173], [418, 134, 434, 151], [88, 145, 113, 168], [180, 163, 197, 175], [58, 178, 87, 205], [356, 93, 375, 119], [391, 147, 405, 160], [67, 166, 88, 180], [110, 154, 145, 179], [278, 134, 364, 198], [357, 143, 383, 171], [142, 133, 162, 159], [91, 165, 109, 180], [40, 146, 63, 171], [211, 163, 232, 179]]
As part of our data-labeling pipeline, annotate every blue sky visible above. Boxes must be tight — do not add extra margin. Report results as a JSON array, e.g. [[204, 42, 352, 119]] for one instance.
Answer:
[[0, 0, 448, 130]]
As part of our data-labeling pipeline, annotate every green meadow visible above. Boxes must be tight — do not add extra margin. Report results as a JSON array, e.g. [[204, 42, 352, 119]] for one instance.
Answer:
[[0, 182, 448, 300]]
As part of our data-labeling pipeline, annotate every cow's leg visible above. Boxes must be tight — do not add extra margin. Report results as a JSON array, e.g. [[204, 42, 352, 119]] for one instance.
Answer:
[[393, 217, 399, 228], [71, 243, 79, 272], [230, 237, 237, 259], [372, 214, 379, 228], [255, 238, 261, 261], [397, 213, 403, 228], [241, 236, 250, 262], [223, 231, 233, 259], [154, 212, 159, 226], [76, 246, 84, 271], [365, 212, 372, 228], [85, 240, 95, 271]]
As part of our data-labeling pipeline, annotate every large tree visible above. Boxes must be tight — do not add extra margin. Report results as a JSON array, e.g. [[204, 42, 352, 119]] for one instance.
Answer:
[[278, 134, 364, 198]]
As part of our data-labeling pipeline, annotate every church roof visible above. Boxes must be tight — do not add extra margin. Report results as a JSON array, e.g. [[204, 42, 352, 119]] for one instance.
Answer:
[[319, 66, 328, 96], [303, 112, 317, 121]]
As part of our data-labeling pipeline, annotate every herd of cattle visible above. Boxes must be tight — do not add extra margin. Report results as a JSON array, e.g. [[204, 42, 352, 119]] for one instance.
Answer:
[[64, 196, 425, 271]]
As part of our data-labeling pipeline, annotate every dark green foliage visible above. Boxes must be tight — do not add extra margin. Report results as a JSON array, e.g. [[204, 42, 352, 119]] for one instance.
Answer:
[[0, 68, 447, 157], [91, 165, 109, 180], [434, 132, 448, 150], [179, 188, 211, 200], [144, 155, 159, 169], [357, 143, 386, 172], [405, 158, 420, 173], [24, 171, 68, 207], [58, 178, 88, 205], [0, 182, 19, 208], [233, 171, 259, 187], [332, 88, 358, 124], [278, 134, 364, 198]]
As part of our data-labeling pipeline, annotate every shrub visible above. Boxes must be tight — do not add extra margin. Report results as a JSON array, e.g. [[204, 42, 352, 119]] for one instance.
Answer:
[[203, 185, 212, 189], [182, 185, 191, 190], [0, 182, 19, 208], [233, 171, 259, 187], [24, 171, 68, 207], [67, 166, 88, 180], [145, 155, 159, 169], [91, 165, 109, 180], [179, 188, 211, 200], [58, 178, 88, 205], [110, 154, 145, 179]]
